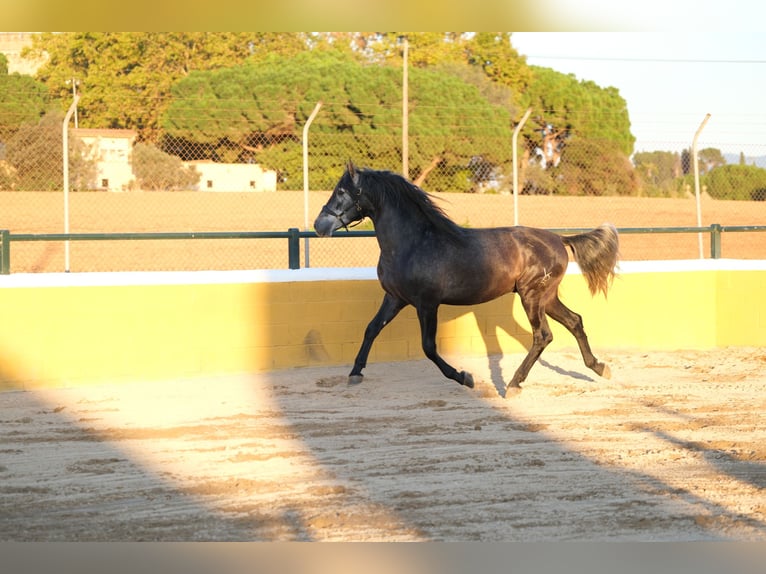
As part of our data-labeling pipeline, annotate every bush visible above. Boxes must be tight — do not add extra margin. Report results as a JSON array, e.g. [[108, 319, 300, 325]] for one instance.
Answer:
[[551, 138, 639, 196], [3, 112, 95, 191], [703, 164, 766, 200], [132, 142, 200, 191]]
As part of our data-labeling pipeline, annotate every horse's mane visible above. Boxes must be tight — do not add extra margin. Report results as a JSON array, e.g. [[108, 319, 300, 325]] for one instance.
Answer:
[[359, 168, 465, 240]]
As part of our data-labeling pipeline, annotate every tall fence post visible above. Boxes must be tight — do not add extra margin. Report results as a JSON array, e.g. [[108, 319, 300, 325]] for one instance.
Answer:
[[302, 101, 323, 269], [401, 35, 409, 179], [512, 108, 532, 226], [62, 93, 80, 273], [710, 223, 722, 259], [288, 228, 301, 270], [692, 113, 711, 259], [0, 230, 9, 275]]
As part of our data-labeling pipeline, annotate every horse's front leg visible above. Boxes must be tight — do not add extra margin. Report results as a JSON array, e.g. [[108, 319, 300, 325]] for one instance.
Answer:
[[417, 305, 474, 388], [349, 294, 407, 384]]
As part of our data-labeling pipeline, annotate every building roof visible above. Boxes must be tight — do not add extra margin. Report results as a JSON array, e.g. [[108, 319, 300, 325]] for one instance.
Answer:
[[72, 128, 137, 139]]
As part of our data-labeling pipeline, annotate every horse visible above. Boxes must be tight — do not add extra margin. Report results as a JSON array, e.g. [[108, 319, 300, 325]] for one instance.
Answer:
[[314, 161, 619, 396]]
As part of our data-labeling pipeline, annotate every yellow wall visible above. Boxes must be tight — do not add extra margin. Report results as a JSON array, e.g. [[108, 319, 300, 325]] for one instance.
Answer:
[[0, 264, 763, 391], [716, 269, 766, 347]]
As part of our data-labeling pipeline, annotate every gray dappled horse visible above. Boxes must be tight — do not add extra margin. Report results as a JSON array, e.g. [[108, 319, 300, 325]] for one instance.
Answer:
[[314, 162, 619, 396]]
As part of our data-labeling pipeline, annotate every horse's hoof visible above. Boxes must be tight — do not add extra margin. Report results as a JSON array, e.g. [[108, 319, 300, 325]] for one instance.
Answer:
[[599, 364, 612, 380], [505, 384, 522, 398], [348, 374, 364, 385], [461, 371, 474, 388]]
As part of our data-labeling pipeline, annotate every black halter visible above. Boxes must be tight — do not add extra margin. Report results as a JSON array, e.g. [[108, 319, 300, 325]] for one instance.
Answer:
[[320, 187, 364, 231]]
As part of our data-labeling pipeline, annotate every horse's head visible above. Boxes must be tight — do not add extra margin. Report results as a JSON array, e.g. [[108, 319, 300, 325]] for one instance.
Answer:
[[314, 161, 367, 237]]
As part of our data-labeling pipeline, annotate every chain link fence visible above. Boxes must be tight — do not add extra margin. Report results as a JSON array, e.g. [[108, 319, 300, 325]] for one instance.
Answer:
[[1, 92, 766, 273]]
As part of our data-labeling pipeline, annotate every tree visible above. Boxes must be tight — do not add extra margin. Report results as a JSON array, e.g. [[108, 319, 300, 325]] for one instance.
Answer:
[[702, 164, 766, 201], [551, 138, 639, 196], [677, 146, 726, 177], [345, 32, 469, 68], [4, 111, 95, 191], [0, 63, 51, 146], [26, 32, 316, 142], [467, 32, 532, 96], [681, 148, 692, 175], [633, 150, 682, 196], [162, 51, 513, 191], [518, 65, 635, 164], [131, 142, 200, 191], [22, 32, 643, 195], [697, 147, 726, 173]]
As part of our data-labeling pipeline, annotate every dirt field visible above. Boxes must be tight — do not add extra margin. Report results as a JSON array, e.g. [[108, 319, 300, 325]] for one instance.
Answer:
[[1, 191, 765, 272], [1, 346, 764, 541]]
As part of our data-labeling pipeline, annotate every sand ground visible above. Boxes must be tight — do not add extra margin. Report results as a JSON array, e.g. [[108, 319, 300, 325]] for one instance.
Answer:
[[1, 346, 764, 541]]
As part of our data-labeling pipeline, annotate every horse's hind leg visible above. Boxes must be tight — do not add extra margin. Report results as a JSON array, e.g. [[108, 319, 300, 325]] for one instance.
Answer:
[[349, 293, 407, 384], [417, 305, 474, 388], [546, 295, 611, 379], [507, 295, 553, 394]]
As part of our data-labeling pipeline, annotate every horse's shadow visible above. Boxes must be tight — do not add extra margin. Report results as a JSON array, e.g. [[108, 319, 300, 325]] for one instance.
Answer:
[[443, 293, 594, 397]]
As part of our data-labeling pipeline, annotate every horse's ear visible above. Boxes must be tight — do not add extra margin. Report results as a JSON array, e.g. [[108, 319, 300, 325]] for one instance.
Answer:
[[346, 160, 360, 186]]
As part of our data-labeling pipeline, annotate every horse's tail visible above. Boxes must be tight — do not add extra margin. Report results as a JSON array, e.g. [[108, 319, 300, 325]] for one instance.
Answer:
[[562, 223, 620, 297]]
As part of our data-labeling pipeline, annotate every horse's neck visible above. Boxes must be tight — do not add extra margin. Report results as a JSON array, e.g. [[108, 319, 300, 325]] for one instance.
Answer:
[[372, 203, 431, 251]]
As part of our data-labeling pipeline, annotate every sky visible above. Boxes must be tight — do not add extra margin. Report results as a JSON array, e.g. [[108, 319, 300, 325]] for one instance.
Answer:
[[511, 32, 766, 158]]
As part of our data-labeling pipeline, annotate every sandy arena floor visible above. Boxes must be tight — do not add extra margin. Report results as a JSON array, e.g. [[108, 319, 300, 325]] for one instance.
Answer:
[[1, 346, 764, 542]]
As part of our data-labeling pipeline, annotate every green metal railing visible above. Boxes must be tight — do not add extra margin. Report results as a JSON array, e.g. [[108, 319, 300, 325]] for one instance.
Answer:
[[0, 225, 764, 275]]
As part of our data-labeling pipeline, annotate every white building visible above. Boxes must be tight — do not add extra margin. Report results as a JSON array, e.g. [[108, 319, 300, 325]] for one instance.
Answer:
[[73, 128, 137, 191], [184, 161, 277, 192], [0, 32, 45, 75], [71, 129, 278, 192]]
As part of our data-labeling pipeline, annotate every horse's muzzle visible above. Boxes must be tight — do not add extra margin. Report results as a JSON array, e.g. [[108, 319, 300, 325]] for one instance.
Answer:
[[313, 211, 339, 237]]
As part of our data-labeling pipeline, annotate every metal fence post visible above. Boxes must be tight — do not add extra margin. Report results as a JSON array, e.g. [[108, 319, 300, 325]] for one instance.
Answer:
[[710, 223, 722, 259], [512, 107, 532, 226], [0, 230, 9, 275], [692, 113, 711, 259], [288, 228, 301, 269]]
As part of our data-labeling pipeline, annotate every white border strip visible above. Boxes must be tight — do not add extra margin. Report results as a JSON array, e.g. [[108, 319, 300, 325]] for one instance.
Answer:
[[0, 260, 764, 289], [0, 267, 378, 288], [569, 258, 766, 275]]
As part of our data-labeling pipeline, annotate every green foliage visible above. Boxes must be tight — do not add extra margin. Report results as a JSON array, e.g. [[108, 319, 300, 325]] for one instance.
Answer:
[[520, 66, 635, 157], [467, 33, 532, 97], [521, 162, 556, 195], [22, 32, 638, 195], [162, 51, 513, 190], [549, 138, 639, 196], [633, 150, 682, 197], [632, 147, 764, 200], [702, 164, 766, 201], [3, 111, 95, 191], [356, 32, 468, 68], [698, 147, 726, 173], [131, 142, 200, 191], [0, 68, 51, 143], [28, 32, 316, 140]]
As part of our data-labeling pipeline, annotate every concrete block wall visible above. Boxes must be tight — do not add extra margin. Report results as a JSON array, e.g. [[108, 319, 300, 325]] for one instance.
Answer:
[[0, 261, 763, 391]]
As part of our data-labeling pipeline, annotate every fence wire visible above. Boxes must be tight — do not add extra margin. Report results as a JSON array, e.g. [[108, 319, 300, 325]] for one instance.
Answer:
[[1, 92, 766, 272]]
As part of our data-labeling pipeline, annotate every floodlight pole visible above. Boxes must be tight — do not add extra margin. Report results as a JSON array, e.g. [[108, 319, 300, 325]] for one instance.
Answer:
[[62, 93, 80, 273], [302, 101, 322, 268], [401, 35, 409, 179], [692, 113, 711, 259], [512, 108, 532, 226]]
